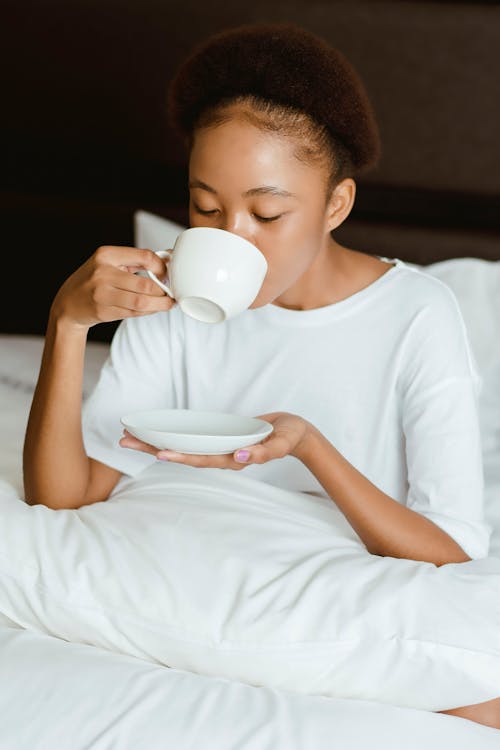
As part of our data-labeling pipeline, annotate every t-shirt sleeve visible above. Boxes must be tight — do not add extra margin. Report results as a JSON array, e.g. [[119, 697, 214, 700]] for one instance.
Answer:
[[82, 308, 183, 477], [399, 279, 492, 560]]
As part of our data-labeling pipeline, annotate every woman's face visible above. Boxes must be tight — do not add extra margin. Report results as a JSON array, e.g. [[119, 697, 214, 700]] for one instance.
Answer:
[[188, 114, 351, 309]]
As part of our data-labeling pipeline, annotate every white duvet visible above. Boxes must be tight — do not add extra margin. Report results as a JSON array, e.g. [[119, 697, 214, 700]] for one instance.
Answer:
[[1, 459, 499, 709], [0, 623, 499, 750]]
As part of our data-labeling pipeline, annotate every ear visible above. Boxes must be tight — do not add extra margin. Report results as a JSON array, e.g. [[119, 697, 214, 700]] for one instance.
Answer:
[[325, 178, 356, 232]]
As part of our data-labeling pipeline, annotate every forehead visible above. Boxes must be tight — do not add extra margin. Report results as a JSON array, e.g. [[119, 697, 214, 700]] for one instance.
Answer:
[[188, 178, 298, 200], [189, 118, 325, 193]]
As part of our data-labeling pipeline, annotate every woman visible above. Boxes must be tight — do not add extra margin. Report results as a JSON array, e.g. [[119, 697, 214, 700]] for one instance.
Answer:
[[22, 22, 498, 727]]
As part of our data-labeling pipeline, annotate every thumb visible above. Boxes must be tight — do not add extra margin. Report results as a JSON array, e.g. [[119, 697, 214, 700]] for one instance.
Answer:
[[234, 448, 252, 463], [234, 433, 289, 465]]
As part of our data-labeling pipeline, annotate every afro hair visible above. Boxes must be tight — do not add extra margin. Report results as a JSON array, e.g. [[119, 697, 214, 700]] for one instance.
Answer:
[[167, 22, 381, 176]]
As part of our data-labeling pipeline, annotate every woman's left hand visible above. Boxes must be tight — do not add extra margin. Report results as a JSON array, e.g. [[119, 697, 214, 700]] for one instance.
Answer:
[[119, 412, 312, 470]]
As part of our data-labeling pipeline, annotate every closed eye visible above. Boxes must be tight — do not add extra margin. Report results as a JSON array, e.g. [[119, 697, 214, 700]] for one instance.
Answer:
[[193, 205, 282, 223]]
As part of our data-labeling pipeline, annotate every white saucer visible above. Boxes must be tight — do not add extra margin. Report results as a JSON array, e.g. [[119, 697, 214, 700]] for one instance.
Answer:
[[120, 408, 274, 454]]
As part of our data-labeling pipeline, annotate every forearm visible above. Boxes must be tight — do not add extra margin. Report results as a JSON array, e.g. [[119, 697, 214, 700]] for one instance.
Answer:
[[23, 313, 92, 509], [296, 425, 471, 566]]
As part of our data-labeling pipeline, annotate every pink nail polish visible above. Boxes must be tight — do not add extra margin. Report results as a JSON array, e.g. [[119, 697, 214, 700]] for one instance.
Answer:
[[236, 449, 250, 462]]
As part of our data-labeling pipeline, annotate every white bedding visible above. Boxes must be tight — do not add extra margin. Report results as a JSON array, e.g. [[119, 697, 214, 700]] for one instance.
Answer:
[[0, 623, 499, 750], [0, 252, 499, 748]]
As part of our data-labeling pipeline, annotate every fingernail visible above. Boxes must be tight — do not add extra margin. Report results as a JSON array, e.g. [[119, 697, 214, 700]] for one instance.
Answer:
[[235, 449, 250, 462], [157, 450, 177, 460], [158, 450, 183, 460]]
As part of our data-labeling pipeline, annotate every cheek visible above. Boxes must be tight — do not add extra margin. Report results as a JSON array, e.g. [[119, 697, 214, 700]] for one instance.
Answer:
[[251, 239, 318, 305], [260, 220, 319, 276]]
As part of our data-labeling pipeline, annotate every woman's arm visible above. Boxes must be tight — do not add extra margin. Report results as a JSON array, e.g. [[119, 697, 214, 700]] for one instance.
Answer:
[[294, 424, 471, 566], [23, 245, 175, 510], [129, 410, 471, 566], [23, 315, 122, 509]]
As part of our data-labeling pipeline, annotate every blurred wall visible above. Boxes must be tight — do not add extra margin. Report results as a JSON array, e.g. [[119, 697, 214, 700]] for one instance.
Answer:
[[2, 0, 500, 341]]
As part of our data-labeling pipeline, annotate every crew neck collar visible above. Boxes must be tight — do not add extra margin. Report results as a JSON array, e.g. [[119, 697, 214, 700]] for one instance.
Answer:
[[253, 257, 406, 327]]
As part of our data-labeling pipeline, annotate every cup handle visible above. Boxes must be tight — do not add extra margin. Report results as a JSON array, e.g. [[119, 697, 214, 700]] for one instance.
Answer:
[[146, 249, 175, 298]]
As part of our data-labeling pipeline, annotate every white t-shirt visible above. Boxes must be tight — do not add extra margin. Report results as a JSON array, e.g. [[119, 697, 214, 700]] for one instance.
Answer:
[[82, 257, 492, 559]]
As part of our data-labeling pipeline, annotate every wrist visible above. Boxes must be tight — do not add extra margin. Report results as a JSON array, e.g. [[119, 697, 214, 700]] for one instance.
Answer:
[[48, 304, 90, 340], [292, 422, 324, 463]]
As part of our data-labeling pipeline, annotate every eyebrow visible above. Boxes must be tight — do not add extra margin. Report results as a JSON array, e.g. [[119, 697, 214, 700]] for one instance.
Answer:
[[188, 179, 297, 199]]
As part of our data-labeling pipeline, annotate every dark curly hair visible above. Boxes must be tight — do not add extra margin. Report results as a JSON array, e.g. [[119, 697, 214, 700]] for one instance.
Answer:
[[167, 22, 381, 202]]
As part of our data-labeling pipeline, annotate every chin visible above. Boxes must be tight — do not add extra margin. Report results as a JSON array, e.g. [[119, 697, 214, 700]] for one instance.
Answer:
[[248, 291, 277, 309], [248, 280, 284, 309], [248, 297, 263, 309]]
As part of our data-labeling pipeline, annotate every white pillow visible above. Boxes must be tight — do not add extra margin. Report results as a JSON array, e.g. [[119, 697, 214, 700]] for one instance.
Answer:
[[409, 258, 500, 538], [0, 334, 110, 400], [0, 336, 110, 496], [418, 257, 500, 376], [1, 461, 499, 713], [134, 209, 185, 253]]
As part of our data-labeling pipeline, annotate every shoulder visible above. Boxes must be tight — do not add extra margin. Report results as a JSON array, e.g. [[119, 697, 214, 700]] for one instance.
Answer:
[[349, 251, 468, 336], [394, 258, 459, 301], [392, 261, 481, 389], [378, 258, 464, 328], [347, 249, 462, 317]]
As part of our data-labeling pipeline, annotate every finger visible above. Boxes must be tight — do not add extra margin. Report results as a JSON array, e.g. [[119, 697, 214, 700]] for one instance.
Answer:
[[119, 430, 158, 456], [87, 303, 174, 325], [107, 267, 173, 298], [96, 296, 175, 319], [233, 434, 290, 464], [254, 412, 281, 421], [156, 449, 243, 470], [94, 285, 176, 316], [95, 246, 170, 278]]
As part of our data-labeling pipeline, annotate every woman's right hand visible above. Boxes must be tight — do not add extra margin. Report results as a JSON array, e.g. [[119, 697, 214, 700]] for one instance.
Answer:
[[50, 245, 176, 330]]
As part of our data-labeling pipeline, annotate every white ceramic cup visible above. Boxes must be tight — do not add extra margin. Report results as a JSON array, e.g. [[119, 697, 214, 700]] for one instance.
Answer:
[[146, 227, 268, 323]]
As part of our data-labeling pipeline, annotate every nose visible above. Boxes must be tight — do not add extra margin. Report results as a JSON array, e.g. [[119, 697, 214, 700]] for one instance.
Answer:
[[219, 215, 254, 246]]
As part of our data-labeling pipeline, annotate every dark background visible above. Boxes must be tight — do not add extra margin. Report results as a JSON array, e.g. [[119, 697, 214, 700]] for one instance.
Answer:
[[2, 0, 500, 342]]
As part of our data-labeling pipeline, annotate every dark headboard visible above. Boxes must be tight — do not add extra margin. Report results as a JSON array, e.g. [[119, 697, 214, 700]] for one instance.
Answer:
[[2, 0, 500, 341]]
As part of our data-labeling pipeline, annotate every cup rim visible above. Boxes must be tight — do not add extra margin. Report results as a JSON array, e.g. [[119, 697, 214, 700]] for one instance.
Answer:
[[178, 226, 264, 255]]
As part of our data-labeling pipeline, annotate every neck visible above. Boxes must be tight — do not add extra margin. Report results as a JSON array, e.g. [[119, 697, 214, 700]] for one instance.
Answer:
[[272, 237, 350, 311]]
